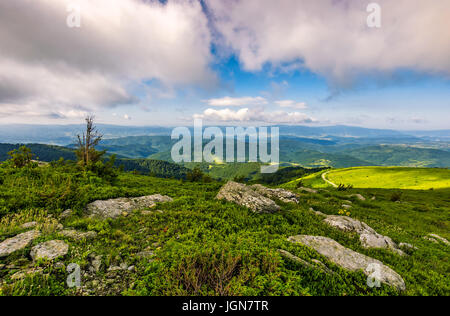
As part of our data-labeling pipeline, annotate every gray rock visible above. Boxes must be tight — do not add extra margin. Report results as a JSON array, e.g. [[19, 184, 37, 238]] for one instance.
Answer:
[[323, 215, 405, 255], [341, 204, 352, 210], [297, 187, 318, 194], [20, 222, 38, 229], [278, 249, 331, 274], [88, 253, 103, 273], [85, 194, 173, 219], [309, 207, 326, 217], [60, 229, 97, 241], [0, 230, 41, 258], [427, 234, 449, 245], [216, 181, 280, 213], [59, 209, 73, 219], [287, 235, 406, 291], [347, 194, 366, 201], [251, 184, 299, 204], [30, 240, 69, 261]]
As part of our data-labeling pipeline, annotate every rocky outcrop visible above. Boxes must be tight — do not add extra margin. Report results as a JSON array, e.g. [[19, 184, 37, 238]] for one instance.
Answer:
[[85, 194, 173, 219], [30, 240, 69, 261], [216, 181, 281, 213], [251, 184, 300, 204], [288, 235, 406, 291], [0, 230, 41, 258], [323, 215, 404, 255]]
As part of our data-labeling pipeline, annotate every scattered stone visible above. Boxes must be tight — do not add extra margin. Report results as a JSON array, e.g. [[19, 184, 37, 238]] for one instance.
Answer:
[[216, 181, 280, 213], [323, 215, 404, 255], [297, 187, 318, 194], [347, 194, 366, 201], [136, 250, 155, 258], [287, 235, 406, 291], [20, 222, 38, 229], [251, 184, 299, 203], [85, 194, 173, 219], [30, 240, 69, 261], [427, 234, 449, 245], [371, 196, 376, 201], [59, 209, 73, 219], [341, 204, 352, 210], [127, 265, 135, 272], [423, 236, 439, 243], [60, 229, 97, 241], [107, 265, 123, 272], [0, 230, 41, 258]]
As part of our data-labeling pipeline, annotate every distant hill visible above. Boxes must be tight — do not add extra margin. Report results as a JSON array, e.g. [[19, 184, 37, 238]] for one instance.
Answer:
[[341, 145, 450, 167], [0, 143, 76, 162]]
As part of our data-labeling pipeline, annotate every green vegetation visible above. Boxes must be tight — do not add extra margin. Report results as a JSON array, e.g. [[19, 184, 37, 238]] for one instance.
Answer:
[[0, 147, 449, 296], [341, 145, 450, 168], [325, 167, 450, 190]]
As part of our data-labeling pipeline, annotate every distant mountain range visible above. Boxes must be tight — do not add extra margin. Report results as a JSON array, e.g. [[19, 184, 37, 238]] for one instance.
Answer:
[[1, 124, 450, 145]]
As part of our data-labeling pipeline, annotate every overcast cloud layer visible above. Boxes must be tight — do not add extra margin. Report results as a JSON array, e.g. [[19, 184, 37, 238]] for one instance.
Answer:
[[0, 0, 214, 119], [0, 0, 449, 125], [207, 0, 450, 87]]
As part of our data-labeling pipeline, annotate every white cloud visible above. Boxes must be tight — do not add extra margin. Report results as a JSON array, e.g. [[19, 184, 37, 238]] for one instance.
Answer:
[[204, 96, 268, 107], [193, 107, 315, 124], [207, 0, 450, 87], [0, 0, 214, 119], [275, 100, 307, 109]]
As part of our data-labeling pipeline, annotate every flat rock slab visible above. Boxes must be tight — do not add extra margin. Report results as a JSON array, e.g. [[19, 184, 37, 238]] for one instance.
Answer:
[[30, 240, 69, 261], [85, 194, 173, 219], [288, 235, 406, 291], [0, 230, 41, 258], [216, 181, 281, 213], [427, 234, 449, 245], [323, 215, 405, 256]]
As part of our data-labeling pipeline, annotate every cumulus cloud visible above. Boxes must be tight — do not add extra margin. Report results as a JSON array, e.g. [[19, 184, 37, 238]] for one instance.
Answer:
[[275, 100, 307, 109], [204, 96, 268, 107], [193, 107, 314, 124], [0, 0, 214, 119], [206, 0, 450, 87]]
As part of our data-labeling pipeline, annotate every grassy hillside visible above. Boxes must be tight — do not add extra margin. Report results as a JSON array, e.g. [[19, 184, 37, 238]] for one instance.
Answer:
[[0, 143, 76, 162], [342, 145, 450, 167], [0, 162, 448, 296], [325, 167, 450, 190], [292, 167, 450, 190]]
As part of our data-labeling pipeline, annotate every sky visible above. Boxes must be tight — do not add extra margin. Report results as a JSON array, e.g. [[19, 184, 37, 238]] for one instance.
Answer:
[[0, 0, 449, 130]]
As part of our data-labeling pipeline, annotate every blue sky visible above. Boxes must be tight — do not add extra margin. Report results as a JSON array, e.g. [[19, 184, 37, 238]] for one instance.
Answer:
[[0, 0, 449, 130]]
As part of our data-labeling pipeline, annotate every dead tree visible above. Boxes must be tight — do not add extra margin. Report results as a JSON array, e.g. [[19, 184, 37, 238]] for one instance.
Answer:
[[76, 116, 103, 166]]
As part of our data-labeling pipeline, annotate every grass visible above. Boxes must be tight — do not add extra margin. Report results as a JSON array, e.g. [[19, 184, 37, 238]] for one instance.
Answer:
[[0, 163, 449, 296], [325, 167, 450, 190]]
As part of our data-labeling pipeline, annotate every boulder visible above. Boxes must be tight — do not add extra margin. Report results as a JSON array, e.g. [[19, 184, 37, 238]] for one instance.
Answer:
[[216, 181, 280, 213], [30, 240, 69, 261], [251, 184, 299, 203], [85, 194, 173, 219], [287, 235, 406, 291], [323, 215, 404, 255], [0, 230, 41, 258], [59, 209, 73, 219]]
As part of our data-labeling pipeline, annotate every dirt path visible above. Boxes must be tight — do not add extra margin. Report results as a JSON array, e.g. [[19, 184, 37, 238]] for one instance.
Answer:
[[322, 171, 338, 188]]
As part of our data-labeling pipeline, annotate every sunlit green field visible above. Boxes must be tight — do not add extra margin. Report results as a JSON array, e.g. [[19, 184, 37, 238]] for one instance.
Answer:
[[325, 167, 450, 190]]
